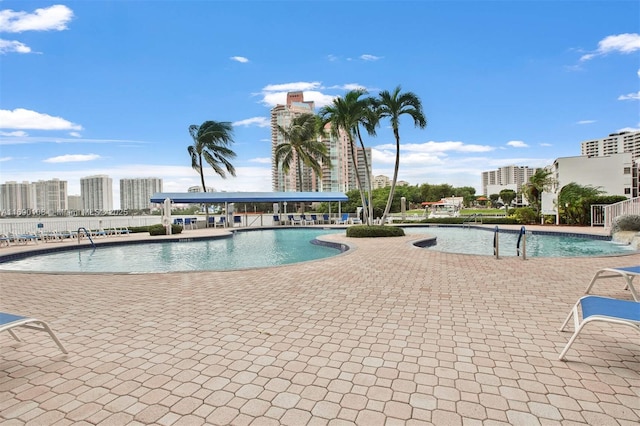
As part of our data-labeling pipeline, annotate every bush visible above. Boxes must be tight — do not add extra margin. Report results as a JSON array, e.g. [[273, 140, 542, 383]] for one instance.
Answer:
[[611, 215, 640, 233], [148, 224, 183, 236], [512, 207, 537, 224], [346, 225, 405, 238]]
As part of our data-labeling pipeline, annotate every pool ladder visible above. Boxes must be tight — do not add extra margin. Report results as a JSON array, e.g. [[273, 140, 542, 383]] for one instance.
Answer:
[[77, 227, 96, 250], [493, 226, 527, 260]]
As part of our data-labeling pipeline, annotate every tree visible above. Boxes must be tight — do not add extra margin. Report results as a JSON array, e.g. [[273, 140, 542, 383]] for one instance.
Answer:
[[499, 189, 517, 215], [523, 169, 554, 220], [489, 193, 500, 208], [319, 90, 376, 224], [275, 113, 329, 194], [373, 86, 427, 225], [187, 121, 237, 225], [557, 183, 603, 225]]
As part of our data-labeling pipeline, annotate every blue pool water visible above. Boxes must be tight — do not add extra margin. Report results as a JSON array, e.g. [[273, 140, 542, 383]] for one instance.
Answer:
[[404, 226, 634, 257], [0, 228, 344, 273]]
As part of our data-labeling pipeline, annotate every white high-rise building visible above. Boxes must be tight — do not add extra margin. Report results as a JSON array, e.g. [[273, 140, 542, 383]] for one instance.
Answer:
[[30, 179, 68, 214], [0, 181, 30, 215], [81, 175, 113, 212], [581, 130, 640, 160], [481, 165, 542, 196], [120, 178, 163, 211]]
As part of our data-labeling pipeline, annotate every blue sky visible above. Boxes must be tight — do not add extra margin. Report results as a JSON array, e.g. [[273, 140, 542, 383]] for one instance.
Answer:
[[1, 0, 639, 208]]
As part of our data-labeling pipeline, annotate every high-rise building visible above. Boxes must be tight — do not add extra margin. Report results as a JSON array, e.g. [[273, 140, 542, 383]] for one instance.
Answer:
[[0, 181, 30, 214], [581, 131, 640, 160], [271, 91, 371, 193], [481, 165, 541, 196], [80, 175, 113, 212], [68, 195, 82, 211], [120, 177, 163, 211], [30, 179, 68, 214], [373, 175, 391, 189]]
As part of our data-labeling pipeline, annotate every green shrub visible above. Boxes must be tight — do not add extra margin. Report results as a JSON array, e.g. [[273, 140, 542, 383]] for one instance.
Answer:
[[512, 207, 537, 224], [409, 217, 520, 225], [346, 225, 405, 238], [148, 224, 183, 236], [611, 215, 640, 233], [128, 226, 149, 233]]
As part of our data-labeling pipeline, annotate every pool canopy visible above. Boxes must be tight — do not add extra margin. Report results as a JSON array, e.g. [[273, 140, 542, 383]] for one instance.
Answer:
[[150, 191, 349, 204]]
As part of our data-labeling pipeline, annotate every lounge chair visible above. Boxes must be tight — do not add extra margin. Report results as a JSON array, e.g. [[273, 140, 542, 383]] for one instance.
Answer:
[[233, 216, 243, 227], [322, 214, 331, 224], [336, 213, 350, 225], [0, 234, 10, 247], [287, 215, 302, 226], [310, 214, 319, 225], [273, 215, 283, 226], [300, 214, 314, 225], [1, 312, 68, 354], [558, 295, 640, 361], [585, 266, 639, 301], [214, 216, 226, 228]]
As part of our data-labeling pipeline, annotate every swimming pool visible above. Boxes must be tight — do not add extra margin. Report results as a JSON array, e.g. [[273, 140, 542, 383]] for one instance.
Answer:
[[405, 226, 634, 257], [0, 228, 346, 273]]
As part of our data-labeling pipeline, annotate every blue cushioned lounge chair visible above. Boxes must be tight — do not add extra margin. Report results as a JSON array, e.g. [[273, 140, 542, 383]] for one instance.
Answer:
[[558, 295, 640, 361], [1, 312, 68, 354]]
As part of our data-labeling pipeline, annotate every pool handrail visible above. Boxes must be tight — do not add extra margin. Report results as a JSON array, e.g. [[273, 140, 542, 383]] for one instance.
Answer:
[[77, 227, 96, 250], [493, 226, 499, 259], [516, 226, 527, 259]]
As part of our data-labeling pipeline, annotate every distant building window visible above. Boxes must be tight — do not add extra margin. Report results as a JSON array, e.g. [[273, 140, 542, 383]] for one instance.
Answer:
[[624, 167, 631, 174], [625, 188, 631, 194]]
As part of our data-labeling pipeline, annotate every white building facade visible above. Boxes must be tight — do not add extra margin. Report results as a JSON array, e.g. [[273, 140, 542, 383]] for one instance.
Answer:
[[551, 153, 633, 198], [30, 179, 68, 214], [81, 175, 113, 212], [120, 177, 163, 211], [481, 165, 541, 196]]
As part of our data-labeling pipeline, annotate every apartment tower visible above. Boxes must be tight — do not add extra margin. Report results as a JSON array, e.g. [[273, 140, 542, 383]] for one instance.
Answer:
[[80, 175, 113, 212], [120, 177, 163, 211]]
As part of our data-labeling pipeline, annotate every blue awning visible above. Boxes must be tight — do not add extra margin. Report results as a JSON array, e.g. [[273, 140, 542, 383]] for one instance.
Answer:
[[150, 191, 349, 204]]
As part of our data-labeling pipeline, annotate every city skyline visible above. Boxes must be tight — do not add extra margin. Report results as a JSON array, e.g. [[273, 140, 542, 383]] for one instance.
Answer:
[[1, 1, 639, 208]]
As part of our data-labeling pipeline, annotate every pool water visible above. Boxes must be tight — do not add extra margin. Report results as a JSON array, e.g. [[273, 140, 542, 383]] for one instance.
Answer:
[[404, 226, 634, 257], [0, 228, 344, 273]]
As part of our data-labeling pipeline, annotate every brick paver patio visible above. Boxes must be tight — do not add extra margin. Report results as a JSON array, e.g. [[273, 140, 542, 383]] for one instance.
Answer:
[[1, 226, 639, 425]]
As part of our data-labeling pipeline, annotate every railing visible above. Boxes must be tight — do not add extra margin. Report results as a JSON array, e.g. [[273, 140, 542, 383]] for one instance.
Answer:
[[77, 227, 96, 250], [463, 213, 482, 227], [603, 197, 640, 232], [493, 226, 499, 259], [516, 226, 527, 260]]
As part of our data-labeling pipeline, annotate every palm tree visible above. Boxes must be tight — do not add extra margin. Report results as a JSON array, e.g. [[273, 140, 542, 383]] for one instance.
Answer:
[[319, 90, 377, 224], [275, 113, 329, 194], [523, 168, 554, 220], [187, 121, 237, 225], [374, 86, 427, 224]]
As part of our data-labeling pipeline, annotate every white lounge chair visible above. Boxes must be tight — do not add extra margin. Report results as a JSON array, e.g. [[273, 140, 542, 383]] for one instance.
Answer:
[[1, 312, 68, 354], [585, 266, 639, 301], [558, 295, 640, 361]]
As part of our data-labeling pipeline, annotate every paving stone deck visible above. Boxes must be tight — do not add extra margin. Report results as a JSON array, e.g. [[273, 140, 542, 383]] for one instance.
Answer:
[[1, 226, 639, 425]]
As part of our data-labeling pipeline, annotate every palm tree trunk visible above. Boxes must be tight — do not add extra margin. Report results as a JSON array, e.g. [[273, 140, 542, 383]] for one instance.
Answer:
[[347, 133, 368, 224], [356, 128, 373, 225], [199, 155, 210, 227], [380, 128, 401, 224]]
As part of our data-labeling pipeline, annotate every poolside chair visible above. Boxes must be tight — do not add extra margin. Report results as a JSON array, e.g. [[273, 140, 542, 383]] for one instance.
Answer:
[[585, 266, 639, 301], [310, 214, 319, 225], [233, 216, 243, 227], [273, 215, 283, 226], [336, 213, 350, 225], [1, 312, 68, 354], [214, 216, 226, 228], [300, 214, 314, 225], [558, 295, 640, 361], [287, 214, 302, 226], [322, 214, 330, 224], [0, 234, 10, 247]]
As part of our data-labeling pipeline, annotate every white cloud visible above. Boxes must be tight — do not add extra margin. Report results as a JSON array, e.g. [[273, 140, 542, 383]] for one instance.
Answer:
[[0, 130, 27, 137], [233, 117, 269, 128], [0, 39, 31, 54], [0, 135, 147, 146], [374, 140, 494, 154], [0, 108, 82, 130], [618, 126, 640, 132], [360, 54, 382, 61], [576, 120, 596, 124], [618, 91, 640, 101], [249, 157, 271, 164], [0, 4, 74, 33], [43, 154, 101, 163], [506, 140, 528, 148], [230, 56, 249, 63], [580, 33, 640, 61], [327, 54, 338, 62], [0, 156, 12, 162], [262, 82, 322, 92], [539, 143, 552, 147], [69, 131, 82, 137]]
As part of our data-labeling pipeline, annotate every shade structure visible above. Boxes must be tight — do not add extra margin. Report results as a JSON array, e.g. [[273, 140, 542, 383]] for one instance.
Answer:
[[150, 191, 349, 204]]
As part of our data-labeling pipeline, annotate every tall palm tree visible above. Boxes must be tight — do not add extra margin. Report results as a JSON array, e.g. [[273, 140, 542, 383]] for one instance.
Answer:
[[319, 90, 377, 224], [275, 113, 329, 193], [187, 120, 237, 225], [374, 86, 427, 225]]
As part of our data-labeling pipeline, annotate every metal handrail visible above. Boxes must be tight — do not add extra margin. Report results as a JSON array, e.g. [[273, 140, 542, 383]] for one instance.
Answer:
[[77, 227, 96, 249], [493, 226, 499, 259], [516, 226, 527, 259]]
